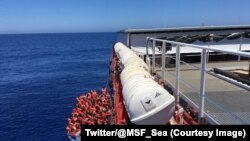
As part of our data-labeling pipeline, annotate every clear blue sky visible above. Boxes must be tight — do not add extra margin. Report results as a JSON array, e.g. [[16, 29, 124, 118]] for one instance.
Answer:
[[0, 0, 249, 33]]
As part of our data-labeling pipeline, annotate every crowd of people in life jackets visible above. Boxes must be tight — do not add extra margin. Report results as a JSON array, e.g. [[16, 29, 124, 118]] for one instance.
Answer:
[[66, 87, 112, 137]]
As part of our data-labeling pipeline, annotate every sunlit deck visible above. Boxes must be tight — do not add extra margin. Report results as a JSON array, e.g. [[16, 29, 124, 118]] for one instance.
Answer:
[[156, 61, 250, 124]]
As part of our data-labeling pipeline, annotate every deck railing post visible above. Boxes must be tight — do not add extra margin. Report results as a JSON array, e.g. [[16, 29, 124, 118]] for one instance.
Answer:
[[199, 49, 207, 124], [175, 45, 180, 105], [127, 33, 131, 48], [146, 56, 151, 73], [145, 38, 150, 72], [152, 40, 156, 73], [238, 37, 242, 61], [162, 43, 166, 82]]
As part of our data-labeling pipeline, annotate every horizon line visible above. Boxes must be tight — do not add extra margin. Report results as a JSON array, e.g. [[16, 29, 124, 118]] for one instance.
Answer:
[[0, 31, 117, 35]]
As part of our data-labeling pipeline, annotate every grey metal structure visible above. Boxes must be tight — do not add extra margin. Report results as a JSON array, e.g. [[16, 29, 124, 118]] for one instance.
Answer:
[[118, 25, 250, 48]]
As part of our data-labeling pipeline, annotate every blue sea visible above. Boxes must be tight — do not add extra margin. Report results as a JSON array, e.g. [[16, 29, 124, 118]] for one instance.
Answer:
[[0, 33, 116, 140]]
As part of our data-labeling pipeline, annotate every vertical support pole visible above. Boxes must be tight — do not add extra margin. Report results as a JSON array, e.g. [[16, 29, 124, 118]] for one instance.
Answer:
[[175, 45, 180, 105], [127, 33, 131, 48], [207, 43, 210, 63], [199, 49, 207, 124], [162, 43, 166, 82], [238, 37, 242, 61], [152, 40, 156, 73], [146, 38, 151, 72], [146, 56, 151, 73]]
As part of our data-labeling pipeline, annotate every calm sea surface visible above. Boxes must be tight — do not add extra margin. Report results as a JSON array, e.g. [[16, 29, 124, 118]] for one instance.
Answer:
[[0, 33, 116, 140]]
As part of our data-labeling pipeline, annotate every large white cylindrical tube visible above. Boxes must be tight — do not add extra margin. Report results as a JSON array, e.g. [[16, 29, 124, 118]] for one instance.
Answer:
[[114, 42, 175, 125]]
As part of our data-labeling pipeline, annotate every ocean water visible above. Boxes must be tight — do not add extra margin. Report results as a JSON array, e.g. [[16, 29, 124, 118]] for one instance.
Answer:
[[0, 33, 116, 140]]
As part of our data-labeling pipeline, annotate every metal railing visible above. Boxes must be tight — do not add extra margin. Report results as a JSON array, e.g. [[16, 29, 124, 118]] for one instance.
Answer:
[[146, 37, 250, 124]]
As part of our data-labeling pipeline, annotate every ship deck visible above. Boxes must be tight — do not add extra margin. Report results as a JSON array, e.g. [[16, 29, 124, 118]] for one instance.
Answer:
[[156, 61, 250, 124]]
